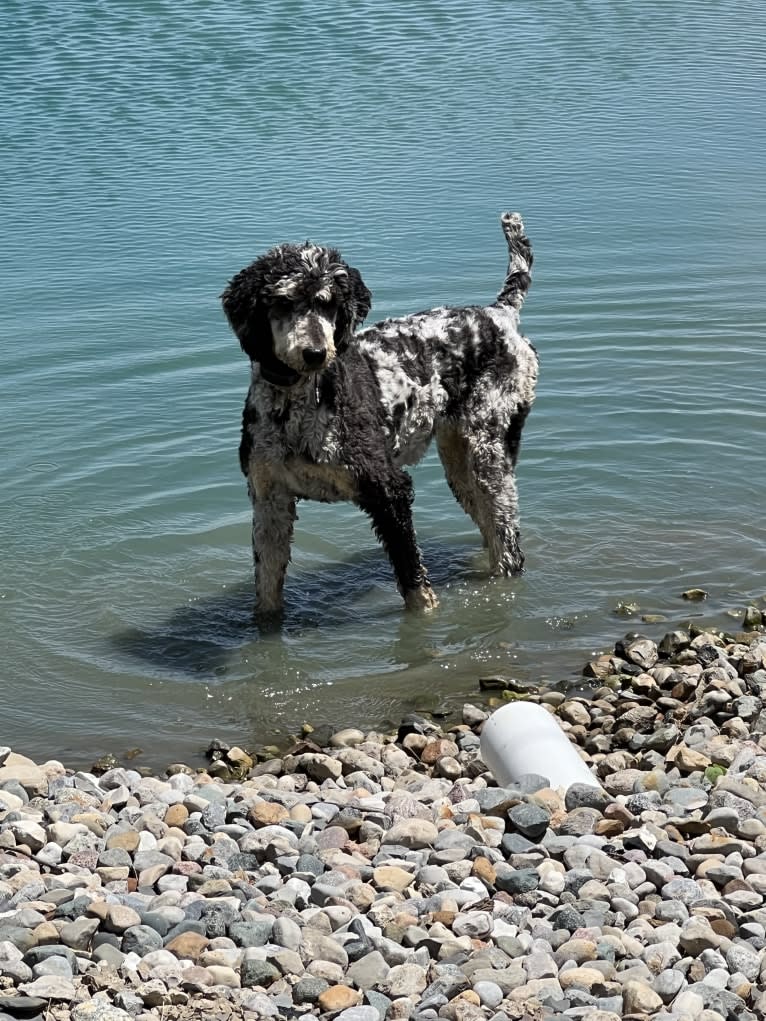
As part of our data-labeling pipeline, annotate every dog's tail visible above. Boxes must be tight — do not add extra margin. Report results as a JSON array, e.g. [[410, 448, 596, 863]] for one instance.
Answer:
[[495, 212, 533, 311]]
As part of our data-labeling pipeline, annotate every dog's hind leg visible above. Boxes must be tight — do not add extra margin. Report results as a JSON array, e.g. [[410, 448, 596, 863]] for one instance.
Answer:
[[436, 423, 484, 538], [440, 412, 529, 576], [250, 483, 297, 616], [356, 469, 438, 611], [472, 411, 529, 575]]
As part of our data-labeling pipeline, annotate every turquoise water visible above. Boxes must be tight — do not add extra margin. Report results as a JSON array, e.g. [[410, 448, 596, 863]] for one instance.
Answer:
[[2, 2, 765, 767]]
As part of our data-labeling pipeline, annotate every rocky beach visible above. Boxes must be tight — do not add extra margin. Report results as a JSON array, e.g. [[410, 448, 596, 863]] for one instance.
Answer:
[[2, 608, 766, 1021]]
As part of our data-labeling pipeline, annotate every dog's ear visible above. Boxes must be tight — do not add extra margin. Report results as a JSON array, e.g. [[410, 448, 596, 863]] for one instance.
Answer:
[[349, 266, 372, 323], [335, 264, 372, 349], [221, 263, 271, 362]]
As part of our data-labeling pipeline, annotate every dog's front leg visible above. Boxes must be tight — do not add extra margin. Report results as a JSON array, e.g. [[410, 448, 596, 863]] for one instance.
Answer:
[[357, 470, 438, 611], [250, 483, 296, 617]]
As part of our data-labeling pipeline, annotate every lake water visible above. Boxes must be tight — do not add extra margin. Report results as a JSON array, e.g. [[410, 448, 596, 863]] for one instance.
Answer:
[[2, 1, 765, 769]]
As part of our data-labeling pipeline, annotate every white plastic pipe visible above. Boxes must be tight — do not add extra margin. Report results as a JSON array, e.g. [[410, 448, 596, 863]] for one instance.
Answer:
[[480, 701, 603, 791]]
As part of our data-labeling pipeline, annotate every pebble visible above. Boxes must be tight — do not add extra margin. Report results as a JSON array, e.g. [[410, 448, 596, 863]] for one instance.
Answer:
[[0, 628, 765, 1019]]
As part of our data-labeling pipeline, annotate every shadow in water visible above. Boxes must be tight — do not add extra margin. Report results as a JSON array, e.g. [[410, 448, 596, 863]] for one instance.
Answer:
[[111, 537, 485, 681]]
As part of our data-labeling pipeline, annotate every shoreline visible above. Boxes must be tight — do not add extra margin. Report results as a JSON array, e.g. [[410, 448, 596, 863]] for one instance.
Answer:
[[1, 614, 765, 1020]]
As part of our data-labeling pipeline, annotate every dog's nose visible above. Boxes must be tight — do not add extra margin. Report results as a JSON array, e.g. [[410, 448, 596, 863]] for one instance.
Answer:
[[302, 347, 327, 369]]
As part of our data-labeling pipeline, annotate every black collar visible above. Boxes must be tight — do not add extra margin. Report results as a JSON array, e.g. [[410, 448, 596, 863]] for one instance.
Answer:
[[258, 357, 302, 389]]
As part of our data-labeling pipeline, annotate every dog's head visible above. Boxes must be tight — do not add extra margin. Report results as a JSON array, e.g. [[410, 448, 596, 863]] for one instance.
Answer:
[[222, 242, 372, 387]]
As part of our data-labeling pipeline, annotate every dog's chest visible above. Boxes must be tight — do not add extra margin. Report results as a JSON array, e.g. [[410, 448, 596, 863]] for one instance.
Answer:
[[248, 390, 354, 502]]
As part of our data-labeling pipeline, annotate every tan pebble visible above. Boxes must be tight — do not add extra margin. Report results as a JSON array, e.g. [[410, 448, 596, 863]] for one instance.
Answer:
[[391, 911, 419, 928], [436, 756, 463, 780], [317, 985, 361, 1012], [622, 978, 664, 1013], [347, 884, 376, 910], [32, 921, 59, 945], [166, 931, 209, 961], [306, 960, 345, 983], [179, 965, 215, 990], [431, 910, 457, 927], [559, 701, 591, 727], [730, 977, 751, 999], [695, 856, 725, 879], [402, 733, 428, 755], [249, 801, 290, 827], [205, 964, 240, 987], [531, 787, 564, 811], [71, 812, 109, 836], [97, 866, 130, 883], [226, 746, 254, 770], [164, 804, 189, 828], [289, 803, 313, 823], [594, 819, 624, 837], [472, 857, 497, 886], [674, 744, 712, 772], [104, 904, 141, 932], [85, 901, 109, 921], [420, 739, 459, 764], [138, 864, 169, 888], [452, 990, 481, 1005], [329, 728, 365, 747], [373, 866, 414, 892], [106, 830, 140, 853], [195, 879, 232, 897], [389, 998, 417, 1019], [559, 967, 606, 990]]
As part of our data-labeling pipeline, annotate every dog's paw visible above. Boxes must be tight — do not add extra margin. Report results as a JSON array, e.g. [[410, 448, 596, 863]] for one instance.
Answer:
[[405, 584, 439, 612]]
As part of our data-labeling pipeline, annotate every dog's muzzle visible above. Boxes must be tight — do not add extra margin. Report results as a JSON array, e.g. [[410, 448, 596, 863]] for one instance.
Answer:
[[302, 346, 327, 369]]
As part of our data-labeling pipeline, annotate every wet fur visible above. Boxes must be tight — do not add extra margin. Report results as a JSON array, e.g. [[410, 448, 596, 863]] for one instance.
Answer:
[[222, 214, 538, 615]]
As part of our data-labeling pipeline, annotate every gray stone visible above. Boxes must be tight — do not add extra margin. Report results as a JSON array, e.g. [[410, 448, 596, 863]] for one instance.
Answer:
[[71, 1002, 133, 1021], [494, 864, 539, 894], [241, 958, 281, 988], [0, 995, 48, 1016], [365, 990, 392, 1020], [468, 967, 526, 995], [17, 976, 76, 1000], [653, 968, 685, 1003], [564, 783, 612, 812], [346, 951, 390, 991], [336, 1009, 380, 1021], [293, 975, 330, 1003], [59, 917, 100, 951], [238, 992, 279, 1017], [380, 962, 427, 997], [661, 878, 705, 905], [300, 928, 348, 968], [32, 956, 73, 979], [23, 945, 77, 972], [507, 803, 550, 841], [272, 915, 302, 951], [381, 818, 438, 848], [725, 943, 760, 981], [473, 980, 504, 1008], [229, 920, 273, 948], [92, 944, 126, 969], [122, 924, 164, 957]]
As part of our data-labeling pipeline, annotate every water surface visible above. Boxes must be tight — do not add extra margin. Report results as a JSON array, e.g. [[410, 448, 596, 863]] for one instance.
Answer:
[[2, 2, 765, 767]]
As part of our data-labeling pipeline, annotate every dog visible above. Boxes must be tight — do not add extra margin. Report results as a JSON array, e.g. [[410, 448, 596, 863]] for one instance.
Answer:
[[222, 212, 538, 615]]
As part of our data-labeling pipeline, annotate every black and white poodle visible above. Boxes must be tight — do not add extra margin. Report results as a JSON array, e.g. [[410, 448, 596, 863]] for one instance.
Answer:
[[222, 213, 538, 615]]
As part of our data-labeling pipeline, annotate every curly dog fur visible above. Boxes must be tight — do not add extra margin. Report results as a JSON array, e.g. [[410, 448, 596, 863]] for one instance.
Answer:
[[222, 213, 538, 614]]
